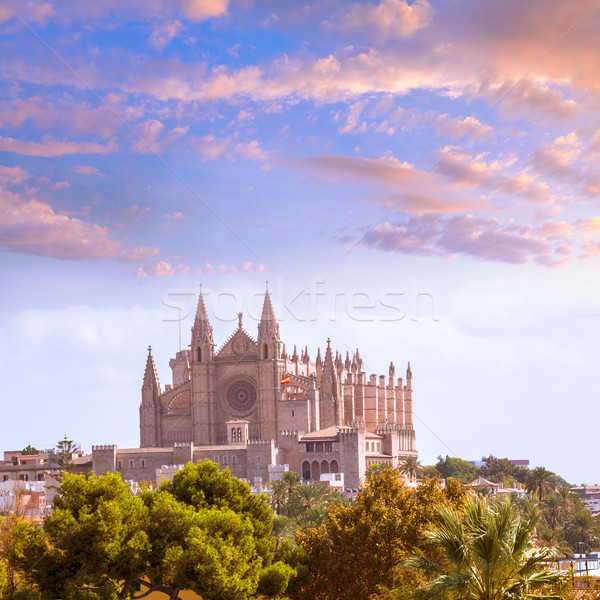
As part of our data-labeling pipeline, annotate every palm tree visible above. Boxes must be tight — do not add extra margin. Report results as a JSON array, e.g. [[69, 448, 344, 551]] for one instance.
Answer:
[[270, 515, 296, 547], [399, 455, 422, 479], [406, 498, 565, 600], [565, 508, 596, 550], [269, 479, 289, 515], [542, 493, 563, 531], [287, 482, 330, 516], [280, 470, 301, 495], [526, 467, 555, 502]]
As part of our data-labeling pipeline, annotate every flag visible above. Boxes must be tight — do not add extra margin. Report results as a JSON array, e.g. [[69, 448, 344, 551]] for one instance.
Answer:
[[280, 375, 290, 385]]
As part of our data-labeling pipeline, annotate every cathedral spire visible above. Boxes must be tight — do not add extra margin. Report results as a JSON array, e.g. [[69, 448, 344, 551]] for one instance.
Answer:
[[142, 346, 160, 392], [257, 289, 280, 342], [192, 290, 214, 346], [322, 338, 335, 381], [192, 288, 214, 362], [258, 288, 280, 359]]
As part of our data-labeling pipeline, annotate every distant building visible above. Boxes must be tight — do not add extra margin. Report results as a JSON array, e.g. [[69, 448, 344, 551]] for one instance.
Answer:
[[469, 476, 527, 497], [91, 290, 418, 490], [571, 485, 600, 514]]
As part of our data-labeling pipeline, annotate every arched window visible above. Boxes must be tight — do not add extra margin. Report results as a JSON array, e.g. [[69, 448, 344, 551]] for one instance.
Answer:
[[302, 461, 311, 481], [237, 427, 242, 442], [232, 428, 237, 442], [264, 344, 268, 359], [197, 347, 202, 362], [232, 455, 237, 465], [222, 455, 228, 465], [330, 459, 339, 472]]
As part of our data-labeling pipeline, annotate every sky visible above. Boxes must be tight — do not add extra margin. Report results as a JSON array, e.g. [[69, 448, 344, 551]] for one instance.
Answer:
[[1, 0, 600, 485]]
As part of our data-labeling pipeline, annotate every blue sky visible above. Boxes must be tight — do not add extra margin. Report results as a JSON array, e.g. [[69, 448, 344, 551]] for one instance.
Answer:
[[1, 0, 600, 484]]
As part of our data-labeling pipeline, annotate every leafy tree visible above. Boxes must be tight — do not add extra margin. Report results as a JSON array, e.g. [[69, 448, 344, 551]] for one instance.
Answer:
[[20, 445, 39, 456], [296, 468, 468, 600], [14, 462, 279, 600], [478, 455, 530, 485], [12, 472, 150, 599], [161, 459, 274, 564], [526, 466, 556, 502], [406, 497, 565, 600], [421, 465, 441, 479], [435, 455, 479, 485]]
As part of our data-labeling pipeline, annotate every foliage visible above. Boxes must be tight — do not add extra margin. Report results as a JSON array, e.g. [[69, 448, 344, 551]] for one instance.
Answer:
[[161, 459, 274, 564], [54, 435, 80, 473], [478, 455, 529, 485], [399, 456, 422, 479], [526, 466, 556, 502], [296, 468, 469, 600], [11, 461, 279, 600], [257, 562, 297, 598], [434, 455, 479, 485], [406, 497, 566, 600], [20, 445, 39, 456]]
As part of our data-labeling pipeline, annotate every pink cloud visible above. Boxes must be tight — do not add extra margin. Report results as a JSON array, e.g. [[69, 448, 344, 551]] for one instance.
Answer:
[[326, 0, 432, 39], [0, 186, 158, 262], [125, 205, 150, 218], [136, 260, 266, 277], [1, 0, 228, 25], [149, 20, 184, 50], [75, 165, 103, 176], [431, 114, 494, 143], [359, 214, 570, 266], [0, 136, 117, 157]]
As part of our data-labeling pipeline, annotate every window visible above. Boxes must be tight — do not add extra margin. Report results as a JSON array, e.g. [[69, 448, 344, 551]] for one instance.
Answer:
[[237, 427, 242, 442], [232, 428, 237, 442], [264, 344, 268, 359], [19, 474, 28, 481], [325, 442, 333, 452], [232, 455, 237, 465], [306, 443, 314, 452], [2, 475, 8, 482], [37, 473, 44, 481], [223, 455, 228, 465], [197, 347, 202, 362], [117, 460, 122, 469], [141, 460, 146, 469], [291, 410, 295, 417], [129, 460, 134, 468]]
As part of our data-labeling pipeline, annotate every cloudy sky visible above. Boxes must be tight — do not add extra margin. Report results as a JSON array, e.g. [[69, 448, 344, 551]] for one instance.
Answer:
[[1, 0, 599, 484]]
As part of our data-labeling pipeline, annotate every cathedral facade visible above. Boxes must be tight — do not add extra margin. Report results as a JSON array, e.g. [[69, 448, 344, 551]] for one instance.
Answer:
[[93, 291, 417, 490]]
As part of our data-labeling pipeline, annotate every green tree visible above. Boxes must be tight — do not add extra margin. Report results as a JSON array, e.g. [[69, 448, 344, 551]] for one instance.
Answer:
[[20, 445, 39, 456], [296, 468, 468, 600], [161, 459, 274, 565], [406, 498, 565, 600], [54, 435, 80, 473], [526, 466, 556, 502], [434, 455, 478, 485], [12, 472, 150, 599], [479, 455, 529, 485], [14, 463, 279, 600]]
